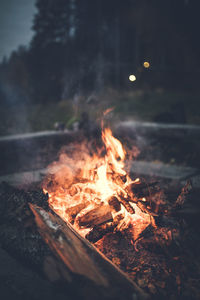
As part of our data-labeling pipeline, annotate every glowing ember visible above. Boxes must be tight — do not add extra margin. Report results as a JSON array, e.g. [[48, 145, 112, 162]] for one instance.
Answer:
[[43, 127, 154, 241]]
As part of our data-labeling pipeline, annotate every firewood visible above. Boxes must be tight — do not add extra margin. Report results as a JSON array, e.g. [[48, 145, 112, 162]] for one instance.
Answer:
[[68, 185, 78, 196], [119, 196, 135, 214], [86, 215, 124, 243], [30, 204, 149, 300], [125, 183, 138, 197], [108, 196, 121, 212], [75, 203, 113, 228], [126, 181, 159, 199], [66, 201, 90, 222], [113, 174, 127, 186], [86, 222, 116, 243], [127, 195, 139, 204], [136, 201, 158, 217], [174, 180, 192, 208]]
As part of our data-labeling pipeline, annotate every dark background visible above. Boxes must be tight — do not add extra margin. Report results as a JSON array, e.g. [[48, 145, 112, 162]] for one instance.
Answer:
[[0, 0, 200, 135]]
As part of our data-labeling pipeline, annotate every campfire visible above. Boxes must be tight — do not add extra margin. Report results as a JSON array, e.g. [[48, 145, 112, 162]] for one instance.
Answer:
[[0, 121, 199, 300], [43, 126, 155, 243]]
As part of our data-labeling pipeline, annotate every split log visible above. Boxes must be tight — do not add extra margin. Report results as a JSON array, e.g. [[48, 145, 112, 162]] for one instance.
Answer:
[[86, 214, 124, 243], [119, 196, 135, 214], [86, 222, 116, 243], [75, 203, 113, 227], [30, 204, 149, 300], [66, 200, 90, 222]]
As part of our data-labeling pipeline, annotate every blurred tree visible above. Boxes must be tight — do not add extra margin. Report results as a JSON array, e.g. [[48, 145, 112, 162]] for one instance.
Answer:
[[1, 0, 200, 106], [30, 0, 73, 102], [31, 0, 71, 49], [70, 0, 104, 91], [0, 46, 31, 106]]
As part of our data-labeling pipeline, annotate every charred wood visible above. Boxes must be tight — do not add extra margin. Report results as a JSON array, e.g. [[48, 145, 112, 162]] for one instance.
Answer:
[[126, 181, 159, 199], [174, 180, 192, 208], [86, 222, 116, 243], [108, 196, 121, 212], [86, 215, 124, 243], [118, 196, 135, 214], [136, 201, 158, 217]]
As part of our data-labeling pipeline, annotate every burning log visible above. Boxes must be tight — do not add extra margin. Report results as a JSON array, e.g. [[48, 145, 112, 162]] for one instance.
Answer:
[[86, 222, 116, 243], [38, 127, 200, 298], [86, 214, 124, 243], [136, 201, 158, 217], [118, 196, 135, 214], [75, 203, 113, 228], [30, 204, 149, 300], [1, 177, 200, 300], [113, 174, 127, 186], [108, 196, 121, 212], [44, 127, 156, 240], [126, 181, 159, 200], [66, 201, 90, 222]]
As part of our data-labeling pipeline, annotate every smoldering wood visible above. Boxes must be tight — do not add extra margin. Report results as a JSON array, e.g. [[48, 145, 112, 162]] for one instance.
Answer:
[[30, 204, 149, 300], [136, 201, 158, 216], [135, 217, 181, 250], [108, 195, 121, 212], [113, 174, 127, 186], [118, 196, 135, 214], [75, 203, 113, 227], [1, 178, 200, 299], [86, 222, 116, 243], [174, 180, 192, 208], [126, 181, 159, 199], [0, 180, 147, 299], [86, 214, 124, 243], [0, 183, 148, 299]]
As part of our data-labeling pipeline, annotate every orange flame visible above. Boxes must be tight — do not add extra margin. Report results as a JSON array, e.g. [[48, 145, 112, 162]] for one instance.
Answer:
[[43, 128, 152, 240]]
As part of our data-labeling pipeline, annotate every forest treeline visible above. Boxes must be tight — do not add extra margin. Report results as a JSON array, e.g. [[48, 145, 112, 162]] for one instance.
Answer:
[[0, 0, 200, 105]]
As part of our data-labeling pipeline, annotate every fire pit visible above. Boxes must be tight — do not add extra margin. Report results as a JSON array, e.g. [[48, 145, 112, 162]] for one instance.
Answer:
[[0, 125, 200, 300], [43, 127, 154, 241]]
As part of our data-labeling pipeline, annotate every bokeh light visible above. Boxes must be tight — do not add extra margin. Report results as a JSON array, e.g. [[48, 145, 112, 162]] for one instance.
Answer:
[[129, 74, 136, 82], [143, 61, 150, 68]]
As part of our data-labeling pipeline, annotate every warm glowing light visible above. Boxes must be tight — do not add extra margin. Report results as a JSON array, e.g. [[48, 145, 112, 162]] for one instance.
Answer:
[[129, 74, 136, 82], [143, 61, 150, 68], [43, 126, 152, 240]]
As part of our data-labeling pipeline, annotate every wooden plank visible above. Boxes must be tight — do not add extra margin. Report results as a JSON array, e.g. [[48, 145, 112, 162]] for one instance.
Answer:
[[30, 204, 149, 300]]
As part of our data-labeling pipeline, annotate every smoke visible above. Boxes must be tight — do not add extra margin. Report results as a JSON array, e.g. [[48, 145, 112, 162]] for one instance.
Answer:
[[0, 81, 32, 135]]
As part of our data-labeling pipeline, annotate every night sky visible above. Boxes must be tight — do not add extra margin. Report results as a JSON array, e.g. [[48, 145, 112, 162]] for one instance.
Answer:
[[0, 0, 36, 61]]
